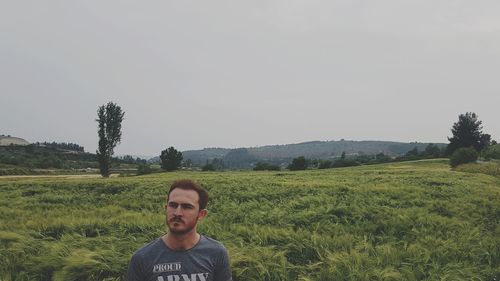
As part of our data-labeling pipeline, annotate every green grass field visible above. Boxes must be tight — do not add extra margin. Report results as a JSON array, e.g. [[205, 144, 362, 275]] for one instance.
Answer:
[[1, 160, 499, 280]]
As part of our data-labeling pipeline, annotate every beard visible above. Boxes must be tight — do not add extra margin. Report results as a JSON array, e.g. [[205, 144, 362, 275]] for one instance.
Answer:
[[167, 216, 197, 235]]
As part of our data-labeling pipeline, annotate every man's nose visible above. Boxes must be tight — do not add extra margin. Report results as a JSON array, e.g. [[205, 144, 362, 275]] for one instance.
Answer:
[[173, 206, 183, 215]]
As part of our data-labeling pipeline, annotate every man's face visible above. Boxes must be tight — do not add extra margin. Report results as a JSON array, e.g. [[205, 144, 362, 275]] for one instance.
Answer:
[[165, 188, 207, 235]]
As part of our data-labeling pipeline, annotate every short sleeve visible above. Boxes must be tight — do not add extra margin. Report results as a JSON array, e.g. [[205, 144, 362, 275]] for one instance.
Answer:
[[213, 247, 232, 281], [126, 253, 145, 281]]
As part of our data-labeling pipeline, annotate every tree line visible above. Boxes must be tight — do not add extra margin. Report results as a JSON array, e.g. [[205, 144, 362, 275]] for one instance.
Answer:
[[96, 102, 498, 176], [33, 142, 85, 152], [4, 103, 490, 175], [281, 112, 496, 171]]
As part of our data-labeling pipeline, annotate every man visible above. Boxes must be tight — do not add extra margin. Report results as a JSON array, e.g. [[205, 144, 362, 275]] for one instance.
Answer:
[[127, 179, 232, 281]]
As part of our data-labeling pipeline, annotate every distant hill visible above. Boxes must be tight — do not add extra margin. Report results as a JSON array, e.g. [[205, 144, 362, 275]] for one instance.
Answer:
[[177, 140, 447, 168], [0, 144, 98, 171], [247, 140, 440, 159], [181, 148, 231, 163], [0, 135, 30, 146], [0, 143, 144, 175]]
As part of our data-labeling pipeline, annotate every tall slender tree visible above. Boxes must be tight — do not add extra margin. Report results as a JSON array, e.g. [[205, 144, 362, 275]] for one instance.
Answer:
[[96, 102, 125, 177]]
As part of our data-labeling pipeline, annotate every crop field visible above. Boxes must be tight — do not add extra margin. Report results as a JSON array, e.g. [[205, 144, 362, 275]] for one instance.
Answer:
[[0, 160, 499, 281]]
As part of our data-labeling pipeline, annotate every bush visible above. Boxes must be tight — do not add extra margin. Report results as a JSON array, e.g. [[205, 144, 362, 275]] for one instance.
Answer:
[[318, 160, 332, 169], [450, 147, 478, 167], [483, 144, 500, 160], [253, 162, 280, 171], [202, 163, 216, 171], [136, 163, 152, 175], [287, 156, 307, 171], [331, 159, 360, 168]]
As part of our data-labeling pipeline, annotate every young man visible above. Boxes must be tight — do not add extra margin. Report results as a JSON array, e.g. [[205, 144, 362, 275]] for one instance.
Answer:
[[127, 179, 232, 281]]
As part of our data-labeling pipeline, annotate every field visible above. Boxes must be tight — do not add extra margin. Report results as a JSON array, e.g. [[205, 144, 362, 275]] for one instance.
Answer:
[[1, 160, 499, 280]]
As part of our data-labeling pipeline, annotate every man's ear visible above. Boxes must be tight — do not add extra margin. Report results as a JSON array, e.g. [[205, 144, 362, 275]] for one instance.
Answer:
[[198, 209, 208, 219]]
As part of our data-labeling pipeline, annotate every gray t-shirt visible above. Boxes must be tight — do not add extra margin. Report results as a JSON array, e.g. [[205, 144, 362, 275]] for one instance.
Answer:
[[127, 235, 232, 281]]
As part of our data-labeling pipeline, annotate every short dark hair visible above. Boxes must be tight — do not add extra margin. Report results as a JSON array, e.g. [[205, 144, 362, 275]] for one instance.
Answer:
[[168, 179, 209, 210]]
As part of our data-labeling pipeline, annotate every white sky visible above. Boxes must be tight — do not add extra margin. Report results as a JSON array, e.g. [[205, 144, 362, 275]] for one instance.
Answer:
[[1, 1, 499, 156]]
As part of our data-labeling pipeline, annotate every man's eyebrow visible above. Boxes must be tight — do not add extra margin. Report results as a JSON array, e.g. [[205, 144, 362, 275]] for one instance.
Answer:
[[168, 201, 195, 207]]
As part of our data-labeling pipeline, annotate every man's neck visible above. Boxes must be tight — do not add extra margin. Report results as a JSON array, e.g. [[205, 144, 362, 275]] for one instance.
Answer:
[[162, 231, 201, 251]]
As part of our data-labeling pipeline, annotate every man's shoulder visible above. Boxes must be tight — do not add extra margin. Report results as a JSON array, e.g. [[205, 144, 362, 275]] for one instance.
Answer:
[[198, 235, 228, 253], [132, 237, 163, 259]]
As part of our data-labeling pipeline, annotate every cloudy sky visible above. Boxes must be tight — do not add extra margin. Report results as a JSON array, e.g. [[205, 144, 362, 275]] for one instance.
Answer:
[[1, 1, 499, 156]]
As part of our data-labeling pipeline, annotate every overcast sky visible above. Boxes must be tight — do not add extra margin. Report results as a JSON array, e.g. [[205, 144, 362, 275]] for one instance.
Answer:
[[1, 1, 499, 156]]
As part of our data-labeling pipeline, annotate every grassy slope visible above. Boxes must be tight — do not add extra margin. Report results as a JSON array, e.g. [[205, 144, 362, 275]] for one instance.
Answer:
[[0, 160, 499, 281]]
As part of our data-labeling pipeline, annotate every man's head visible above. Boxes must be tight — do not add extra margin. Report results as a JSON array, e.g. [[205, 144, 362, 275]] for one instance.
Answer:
[[165, 179, 209, 235], [167, 179, 209, 210]]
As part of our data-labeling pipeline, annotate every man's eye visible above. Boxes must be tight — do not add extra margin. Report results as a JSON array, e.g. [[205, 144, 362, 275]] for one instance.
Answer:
[[168, 202, 178, 208], [182, 204, 194, 209]]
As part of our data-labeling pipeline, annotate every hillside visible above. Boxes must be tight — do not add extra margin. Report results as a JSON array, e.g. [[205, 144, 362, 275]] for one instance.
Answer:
[[0, 145, 98, 171], [180, 140, 446, 168], [0, 135, 29, 146], [248, 140, 439, 158], [0, 144, 143, 175]]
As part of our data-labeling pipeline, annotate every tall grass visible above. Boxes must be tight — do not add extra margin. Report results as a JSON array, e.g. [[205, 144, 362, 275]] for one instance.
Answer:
[[1, 160, 499, 280], [454, 161, 500, 177]]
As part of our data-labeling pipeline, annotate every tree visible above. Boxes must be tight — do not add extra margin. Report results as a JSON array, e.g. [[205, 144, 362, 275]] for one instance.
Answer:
[[424, 144, 441, 158], [340, 151, 346, 160], [447, 112, 490, 155], [202, 163, 216, 171], [160, 146, 183, 171], [288, 156, 307, 171], [211, 158, 225, 170], [318, 160, 332, 169], [223, 148, 256, 169], [483, 144, 500, 160], [405, 147, 419, 157], [201, 158, 224, 171], [183, 159, 193, 168], [96, 102, 124, 177], [374, 153, 392, 163], [136, 163, 152, 175]]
